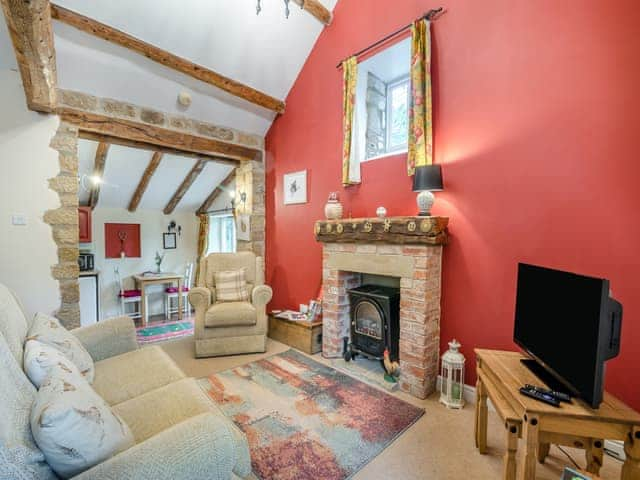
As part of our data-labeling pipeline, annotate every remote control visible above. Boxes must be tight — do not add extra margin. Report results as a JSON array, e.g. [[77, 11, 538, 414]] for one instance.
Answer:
[[519, 386, 560, 407], [524, 384, 572, 403]]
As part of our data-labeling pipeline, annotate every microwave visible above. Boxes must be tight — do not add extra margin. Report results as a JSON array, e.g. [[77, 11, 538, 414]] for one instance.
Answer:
[[78, 253, 94, 272]]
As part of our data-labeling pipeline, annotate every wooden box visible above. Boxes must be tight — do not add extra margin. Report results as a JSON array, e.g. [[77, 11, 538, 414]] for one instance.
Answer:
[[268, 314, 322, 354]]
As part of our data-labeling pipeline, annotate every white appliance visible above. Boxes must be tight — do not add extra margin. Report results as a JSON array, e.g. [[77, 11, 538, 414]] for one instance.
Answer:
[[79, 273, 99, 326]]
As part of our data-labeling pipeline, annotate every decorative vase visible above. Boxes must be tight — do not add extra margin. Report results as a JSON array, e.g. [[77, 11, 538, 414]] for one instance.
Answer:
[[324, 192, 343, 220], [376, 206, 387, 218]]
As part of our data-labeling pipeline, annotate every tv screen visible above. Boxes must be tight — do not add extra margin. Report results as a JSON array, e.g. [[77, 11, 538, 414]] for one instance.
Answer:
[[513, 263, 621, 408]]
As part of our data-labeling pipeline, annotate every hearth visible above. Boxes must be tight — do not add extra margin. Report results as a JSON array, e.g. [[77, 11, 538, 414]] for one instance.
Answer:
[[344, 285, 400, 362]]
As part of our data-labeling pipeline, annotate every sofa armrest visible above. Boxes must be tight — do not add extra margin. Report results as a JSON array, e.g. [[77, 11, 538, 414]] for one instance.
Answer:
[[252, 285, 273, 307], [71, 316, 138, 362], [73, 413, 252, 480], [188, 287, 212, 311]]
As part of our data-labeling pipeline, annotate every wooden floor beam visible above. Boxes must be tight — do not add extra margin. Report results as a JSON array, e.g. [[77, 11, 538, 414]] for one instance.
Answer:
[[128, 152, 163, 212], [1, 0, 57, 111], [50, 3, 285, 113], [164, 159, 208, 214]]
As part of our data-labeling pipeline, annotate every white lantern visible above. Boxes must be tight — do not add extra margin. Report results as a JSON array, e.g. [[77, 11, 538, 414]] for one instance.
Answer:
[[440, 339, 465, 409]]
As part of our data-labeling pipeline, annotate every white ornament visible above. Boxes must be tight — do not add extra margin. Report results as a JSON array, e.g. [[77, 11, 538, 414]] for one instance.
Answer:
[[177, 91, 192, 107], [376, 206, 387, 218]]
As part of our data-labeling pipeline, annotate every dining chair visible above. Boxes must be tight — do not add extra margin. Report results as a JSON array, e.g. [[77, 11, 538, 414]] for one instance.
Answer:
[[164, 263, 194, 320], [114, 267, 146, 321]]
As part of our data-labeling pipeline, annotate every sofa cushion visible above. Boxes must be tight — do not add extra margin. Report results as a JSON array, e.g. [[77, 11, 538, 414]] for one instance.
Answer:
[[113, 378, 221, 443], [23, 340, 79, 389], [93, 346, 185, 405], [214, 269, 250, 302], [31, 363, 134, 479], [27, 313, 95, 383], [205, 301, 257, 328], [0, 283, 30, 367]]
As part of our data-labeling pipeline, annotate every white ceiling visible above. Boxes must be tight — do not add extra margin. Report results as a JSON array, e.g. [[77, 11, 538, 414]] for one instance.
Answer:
[[78, 139, 235, 213], [52, 0, 338, 136]]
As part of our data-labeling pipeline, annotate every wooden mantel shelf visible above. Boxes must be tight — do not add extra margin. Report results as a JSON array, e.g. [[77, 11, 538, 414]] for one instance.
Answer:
[[314, 216, 448, 245]]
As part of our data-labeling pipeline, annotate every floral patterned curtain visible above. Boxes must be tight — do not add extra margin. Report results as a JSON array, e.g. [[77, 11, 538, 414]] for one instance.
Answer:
[[407, 19, 433, 175], [194, 213, 209, 285], [341, 56, 361, 186]]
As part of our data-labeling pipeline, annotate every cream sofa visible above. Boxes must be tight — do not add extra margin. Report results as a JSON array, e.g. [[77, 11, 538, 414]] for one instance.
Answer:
[[0, 283, 251, 480], [189, 252, 272, 358]]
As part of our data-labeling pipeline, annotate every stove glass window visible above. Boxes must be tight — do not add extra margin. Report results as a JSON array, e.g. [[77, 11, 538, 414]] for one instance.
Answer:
[[354, 300, 383, 340]]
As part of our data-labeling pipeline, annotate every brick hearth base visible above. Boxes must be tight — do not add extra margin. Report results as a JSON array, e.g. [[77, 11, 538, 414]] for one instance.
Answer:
[[321, 243, 443, 399]]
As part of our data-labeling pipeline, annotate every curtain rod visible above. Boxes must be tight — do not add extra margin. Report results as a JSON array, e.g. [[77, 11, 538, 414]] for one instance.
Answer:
[[335, 7, 444, 69], [204, 207, 234, 215]]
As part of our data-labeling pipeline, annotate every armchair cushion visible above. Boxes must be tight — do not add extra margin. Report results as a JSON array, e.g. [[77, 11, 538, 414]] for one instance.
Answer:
[[213, 269, 249, 302], [205, 302, 257, 328], [92, 346, 185, 406], [71, 316, 138, 362], [27, 312, 95, 383]]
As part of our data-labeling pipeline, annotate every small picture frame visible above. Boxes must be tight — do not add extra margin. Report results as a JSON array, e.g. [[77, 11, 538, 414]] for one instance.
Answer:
[[283, 170, 307, 205], [163, 232, 177, 249], [236, 214, 251, 241]]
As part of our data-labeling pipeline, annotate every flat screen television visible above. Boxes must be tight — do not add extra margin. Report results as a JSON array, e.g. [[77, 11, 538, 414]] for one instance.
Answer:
[[513, 263, 623, 409]]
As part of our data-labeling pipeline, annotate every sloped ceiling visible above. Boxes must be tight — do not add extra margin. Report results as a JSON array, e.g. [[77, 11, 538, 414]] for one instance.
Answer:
[[78, 139, 235, 213], [53, 0, 338, 136]]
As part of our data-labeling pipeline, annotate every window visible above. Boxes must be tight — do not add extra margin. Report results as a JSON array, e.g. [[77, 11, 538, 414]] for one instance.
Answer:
[[207, 214, 236, 254], [356, 37, 411, 161]]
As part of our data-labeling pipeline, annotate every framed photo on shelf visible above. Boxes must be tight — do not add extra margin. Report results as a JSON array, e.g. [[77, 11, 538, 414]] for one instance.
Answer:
[[163, 232, 177, 249], [283, 170, 307, 205]]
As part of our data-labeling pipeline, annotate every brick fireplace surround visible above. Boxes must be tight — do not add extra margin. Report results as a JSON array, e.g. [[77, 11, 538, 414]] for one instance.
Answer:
[[315, 216, 448, 399]]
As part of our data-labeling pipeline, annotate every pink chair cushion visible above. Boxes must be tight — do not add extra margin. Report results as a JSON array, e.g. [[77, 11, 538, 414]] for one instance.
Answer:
[[165, 286, 190, 294], [119, 289, 141, 298]]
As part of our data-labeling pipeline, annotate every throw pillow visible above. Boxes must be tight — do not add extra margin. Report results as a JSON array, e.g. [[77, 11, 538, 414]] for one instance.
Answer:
[[214, 269, 250, 302], [24, 340, 80, 389], [30, 363, 134, 479], [26, 313, 95, 383]]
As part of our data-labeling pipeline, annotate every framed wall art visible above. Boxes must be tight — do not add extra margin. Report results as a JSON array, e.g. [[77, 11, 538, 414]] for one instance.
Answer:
[[283, 170, 307, 205], [236, 214, 251, 241], [163, 232, 177, 249]]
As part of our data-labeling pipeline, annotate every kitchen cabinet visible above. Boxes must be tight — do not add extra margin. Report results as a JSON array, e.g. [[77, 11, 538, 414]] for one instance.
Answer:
[[78, 207, 92, 243]]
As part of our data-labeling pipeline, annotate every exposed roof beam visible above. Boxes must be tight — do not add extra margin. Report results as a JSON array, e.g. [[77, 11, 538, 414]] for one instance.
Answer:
[[197, 170, 236, 215], [1, 0, 57, 111], [88, 142, 109, 209], [128, 152, 163, 212], [50, 4, 285, 114], [78, 131, 238, 167], [291, 0, 332, 25], [58, 107, 260, 162], [164, 159, 208, 214]]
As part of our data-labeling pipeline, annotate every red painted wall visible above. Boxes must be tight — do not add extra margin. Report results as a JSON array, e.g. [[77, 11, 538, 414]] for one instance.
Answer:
[[265, 0, 640, 409]]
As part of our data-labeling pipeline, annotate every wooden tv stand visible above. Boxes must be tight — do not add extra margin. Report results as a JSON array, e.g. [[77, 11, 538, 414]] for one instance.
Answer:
[[474, 349, 640, 480]]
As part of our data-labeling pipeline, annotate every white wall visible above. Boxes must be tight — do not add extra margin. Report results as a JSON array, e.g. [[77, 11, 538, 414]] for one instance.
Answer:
[[0, 70, 61, 318], [88, 207, 198, 319]]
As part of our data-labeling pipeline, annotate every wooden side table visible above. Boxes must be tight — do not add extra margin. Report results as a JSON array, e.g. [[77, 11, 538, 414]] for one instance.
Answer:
[[474, 349, 640, 480], [268, 314, 322, 354]]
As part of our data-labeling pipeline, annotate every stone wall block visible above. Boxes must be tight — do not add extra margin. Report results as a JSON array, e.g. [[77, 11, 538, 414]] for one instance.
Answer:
[[48, 176, 78, 194], [43, 208, 77, 225], [101, 98, 137, 118], [140, 108, 165, 125], [59, 89, 98, 111]]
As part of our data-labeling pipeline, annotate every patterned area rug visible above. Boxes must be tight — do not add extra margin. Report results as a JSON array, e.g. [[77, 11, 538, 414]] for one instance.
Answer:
[[136, 319, 194, 344], [198, 349, 424, 480]]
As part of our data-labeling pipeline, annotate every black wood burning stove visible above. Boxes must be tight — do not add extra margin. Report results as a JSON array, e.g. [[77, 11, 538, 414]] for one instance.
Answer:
[[344, 285, 400, 362]]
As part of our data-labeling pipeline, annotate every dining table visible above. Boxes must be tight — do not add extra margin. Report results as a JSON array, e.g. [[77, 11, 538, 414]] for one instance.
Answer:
[[133, 272, 183, 326]]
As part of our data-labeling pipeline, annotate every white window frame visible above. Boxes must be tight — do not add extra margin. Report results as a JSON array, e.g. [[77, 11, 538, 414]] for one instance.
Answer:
[[385, 75, 410, 154], [207, 212, 236, 254]]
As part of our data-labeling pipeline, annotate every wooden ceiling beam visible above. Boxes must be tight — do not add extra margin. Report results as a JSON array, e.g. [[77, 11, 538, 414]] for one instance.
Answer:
[[88, 142, 109, 209], [58, 107, 259, 162], [291, 0, 332, 25], [1, 0, 57, 111], [197, 170, 236, 215], [164, 159, 208, 214], [50, 3, 285, 113], [128, 152, 163, 212], [77, 131, 238, 167]]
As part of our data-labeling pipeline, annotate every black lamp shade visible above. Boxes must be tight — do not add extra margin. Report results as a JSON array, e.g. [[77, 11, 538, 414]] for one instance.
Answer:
[[413, 164, 443, 192]]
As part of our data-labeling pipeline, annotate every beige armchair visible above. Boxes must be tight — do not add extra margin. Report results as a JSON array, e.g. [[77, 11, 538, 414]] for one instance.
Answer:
[[189, 251, 273, 358]]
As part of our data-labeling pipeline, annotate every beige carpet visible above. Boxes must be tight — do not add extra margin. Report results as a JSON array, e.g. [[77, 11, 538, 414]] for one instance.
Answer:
[[161, 337, 623, 480]]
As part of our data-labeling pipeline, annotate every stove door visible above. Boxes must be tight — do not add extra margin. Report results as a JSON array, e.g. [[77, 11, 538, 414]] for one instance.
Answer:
[[354, 300, 384, 340]]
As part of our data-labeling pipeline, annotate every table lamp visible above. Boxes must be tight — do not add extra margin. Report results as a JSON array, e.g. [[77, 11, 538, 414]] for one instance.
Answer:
[[412, 164, 443, 216]]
